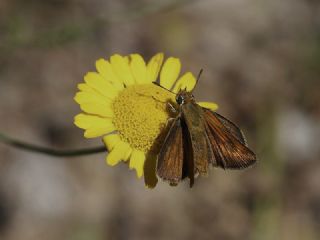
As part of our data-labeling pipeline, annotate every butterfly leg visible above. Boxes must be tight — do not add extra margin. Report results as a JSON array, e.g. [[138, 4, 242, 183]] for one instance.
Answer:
[[167, 102, 178, 114], [165, 117, 175, 126]]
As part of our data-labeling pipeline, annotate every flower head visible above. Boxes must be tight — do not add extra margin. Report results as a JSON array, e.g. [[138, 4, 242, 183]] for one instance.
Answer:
[[74, 53, 218, 187]]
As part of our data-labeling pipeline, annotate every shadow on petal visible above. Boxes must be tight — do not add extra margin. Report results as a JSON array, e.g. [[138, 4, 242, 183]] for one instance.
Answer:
[[144, 153, 158, 188]]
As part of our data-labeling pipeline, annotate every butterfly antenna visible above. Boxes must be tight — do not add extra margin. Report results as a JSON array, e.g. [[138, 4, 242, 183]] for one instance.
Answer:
[[194, 69, 203, 90], [152, 82, 175, 94]]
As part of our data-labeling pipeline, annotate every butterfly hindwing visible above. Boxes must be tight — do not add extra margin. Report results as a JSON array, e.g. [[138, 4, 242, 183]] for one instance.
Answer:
[[203, 108, 256, 169]]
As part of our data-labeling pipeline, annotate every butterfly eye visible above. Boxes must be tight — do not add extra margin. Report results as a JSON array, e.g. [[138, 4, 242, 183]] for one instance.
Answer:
[[176, 95, 184, 105]]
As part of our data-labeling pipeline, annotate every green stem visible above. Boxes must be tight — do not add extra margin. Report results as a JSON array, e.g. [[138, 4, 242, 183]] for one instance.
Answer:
[[0, 132, 106, 157]]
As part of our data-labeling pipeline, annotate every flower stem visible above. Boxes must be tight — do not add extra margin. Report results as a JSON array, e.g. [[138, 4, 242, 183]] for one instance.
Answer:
[[0, 132, 106, 157]]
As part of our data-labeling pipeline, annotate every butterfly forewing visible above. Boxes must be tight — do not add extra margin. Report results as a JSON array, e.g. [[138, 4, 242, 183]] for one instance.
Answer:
[[214, 112, 247, 146], [157, 117, 184, 185], [203, 109, 256, 169]]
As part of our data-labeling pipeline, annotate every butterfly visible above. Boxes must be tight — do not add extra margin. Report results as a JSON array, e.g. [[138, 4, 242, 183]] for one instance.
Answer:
[[156, 87, 257, 187]]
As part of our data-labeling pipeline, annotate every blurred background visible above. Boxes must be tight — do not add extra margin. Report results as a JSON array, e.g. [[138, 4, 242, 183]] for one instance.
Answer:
[[0, 0, 320, 239]]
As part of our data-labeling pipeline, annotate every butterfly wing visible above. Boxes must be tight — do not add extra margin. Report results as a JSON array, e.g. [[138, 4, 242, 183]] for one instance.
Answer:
[[203, 109, 256, 169], [214, 112, 247, 146], [157, 117, 185, 186]]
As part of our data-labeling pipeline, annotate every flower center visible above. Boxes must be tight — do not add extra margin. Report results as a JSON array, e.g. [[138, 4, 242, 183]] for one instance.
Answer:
[[112, 84, 176, 153]]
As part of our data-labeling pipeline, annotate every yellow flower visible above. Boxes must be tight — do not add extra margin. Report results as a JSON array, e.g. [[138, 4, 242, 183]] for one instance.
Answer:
[[74, 53, 218, 186]]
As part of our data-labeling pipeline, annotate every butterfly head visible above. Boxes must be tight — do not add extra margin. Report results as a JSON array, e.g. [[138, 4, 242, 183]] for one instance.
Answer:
[[176, 90, 194, 105], [175, 69, 203, 105]]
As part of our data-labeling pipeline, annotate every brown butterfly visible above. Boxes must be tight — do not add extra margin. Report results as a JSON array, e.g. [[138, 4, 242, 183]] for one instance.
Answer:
[[156, 87, 256, 187]]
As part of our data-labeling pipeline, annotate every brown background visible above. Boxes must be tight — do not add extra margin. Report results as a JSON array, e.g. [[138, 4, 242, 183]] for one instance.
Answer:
[[0, 0, 320, 240]]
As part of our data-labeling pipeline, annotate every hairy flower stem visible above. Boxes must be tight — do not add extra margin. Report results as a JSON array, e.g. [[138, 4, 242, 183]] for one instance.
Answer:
[[0, 132, 106, 157]]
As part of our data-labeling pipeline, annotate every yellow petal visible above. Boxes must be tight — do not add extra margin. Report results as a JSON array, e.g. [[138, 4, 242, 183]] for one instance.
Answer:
[[106, 148, 122, 166], [130, 54, 147, 84], [95, 59, 109, 78], [124, 56, 129, 64], [103, 134, 121, 151], [172, 72, 196, 93], [74, 114, 116, 138], [77, 85, 115, 112], [95, 59, 124, 90], [106, 141, 132, 166], [146, 53, 164, 83], [80, 103, 114, 118], [74, 91, 113, 117], [74, 91, 111, 105], [110, 54, 135, 86], [84, 128, 115, 138], [84, 72, 119, 100], [77, 84, 100, 96], [129, 149, 146, 178], [123, 148, 132, 161], [77, 83, 90, 91], [198, 102, 219, 111], [160, 57, 181, 90]]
